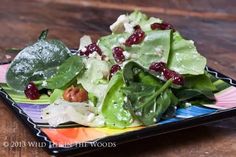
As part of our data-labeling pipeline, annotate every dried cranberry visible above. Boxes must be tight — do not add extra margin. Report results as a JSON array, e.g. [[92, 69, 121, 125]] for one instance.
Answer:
[[112, 47, 125, 63], [24, 82, 40, 100], [149, 62, 167, 73], [125, 28, 145, 46], [109, 64, 121, 79], [151, 22, 174, 31], [163, 69, 184, 85], [79, 43, 102, 56]]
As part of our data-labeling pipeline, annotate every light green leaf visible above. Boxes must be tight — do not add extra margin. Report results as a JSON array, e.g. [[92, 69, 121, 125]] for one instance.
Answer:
[[102, 72, 133, 128], [126, 30, 171, 67], [49, 89, 64, 103], [98, 33, 129, 61], [128, 10, 162, 32], [77, 58, 110, 100], [168, 32, 207, 75]]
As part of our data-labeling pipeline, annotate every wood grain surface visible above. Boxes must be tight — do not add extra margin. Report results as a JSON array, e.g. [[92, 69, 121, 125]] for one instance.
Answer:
[[0, 0, 236, 156]]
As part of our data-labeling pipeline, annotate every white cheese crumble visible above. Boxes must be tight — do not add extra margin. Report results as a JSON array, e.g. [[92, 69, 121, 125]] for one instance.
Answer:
[[110, 14, 129, 33], [79, 35, 92, 50], [123, 51, 131, 59], [42, 81, 47, 87]]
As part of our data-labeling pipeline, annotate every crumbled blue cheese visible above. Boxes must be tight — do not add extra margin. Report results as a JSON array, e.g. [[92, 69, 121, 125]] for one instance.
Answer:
[[123, 51, 131, 59], [135, 111, 142, 116], [185, 102, 192, 107], [124, 23, 134, 33], [79, 35, 92, 50], [110, 14, 129, 33], [124, 96, 128, 103], [110, 14, 134, 33], [42, 80, 47, 87], [118, 37, 126, 44], [155, 47, 164, 57]]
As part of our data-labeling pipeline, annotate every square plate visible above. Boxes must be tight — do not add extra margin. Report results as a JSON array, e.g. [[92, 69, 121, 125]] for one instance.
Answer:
[[1, 62, 236, 156]]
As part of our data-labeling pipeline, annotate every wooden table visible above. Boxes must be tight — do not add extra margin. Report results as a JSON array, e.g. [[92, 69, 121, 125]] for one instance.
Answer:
[[1, 0, 236, 156]]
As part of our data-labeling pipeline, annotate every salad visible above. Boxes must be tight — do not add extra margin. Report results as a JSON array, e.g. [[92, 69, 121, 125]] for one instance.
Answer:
[[6, 11, 221, 129]]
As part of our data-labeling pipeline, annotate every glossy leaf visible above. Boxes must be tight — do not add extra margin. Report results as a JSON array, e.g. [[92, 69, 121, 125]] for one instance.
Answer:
[[6, 39, 71, 91], [46, 55, 85, 89], [102, 72, 133, 128]]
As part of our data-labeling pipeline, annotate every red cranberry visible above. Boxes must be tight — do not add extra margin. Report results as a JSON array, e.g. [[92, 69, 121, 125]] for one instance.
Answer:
[[112, 47, 125, 63], [109, 64, 121, 79], [125, 28, 145, 46], [163, 69, 184, 85], [151, 22, 175, 31], [79, 43, 102, 56], [149, 62, 167, 73], [24, 82, 40, 100]]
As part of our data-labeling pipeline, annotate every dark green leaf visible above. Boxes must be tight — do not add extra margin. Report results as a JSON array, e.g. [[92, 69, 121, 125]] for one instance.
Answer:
[[123, 81, 177, 125], [123, 61, 163, 87], [38, 29, 48, 40], [122, 62, 177, 125], [46, 55, 85, 89], [6, 39, 71, 91], [173, 73, 216, 101]]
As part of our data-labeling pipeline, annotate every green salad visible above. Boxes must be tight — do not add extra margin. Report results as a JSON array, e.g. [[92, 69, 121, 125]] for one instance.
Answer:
[[6, 11, 222, 128]]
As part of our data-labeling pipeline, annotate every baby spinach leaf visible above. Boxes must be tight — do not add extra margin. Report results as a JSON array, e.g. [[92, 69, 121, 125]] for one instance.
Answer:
[[122, 62, 178, 125], [123, 80, 177, 125], [38, 29, 48, 40], [46, 55, 85, 89], [123, 61, 163, 87], [6, 32, 71, 92], [173, 73, 216, 101], [102, 72, 133, 128], [213, 79, 230, 92]]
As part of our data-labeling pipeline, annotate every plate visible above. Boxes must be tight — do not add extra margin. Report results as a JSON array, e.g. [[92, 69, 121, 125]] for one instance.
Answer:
[[1, 62, 236, 156]]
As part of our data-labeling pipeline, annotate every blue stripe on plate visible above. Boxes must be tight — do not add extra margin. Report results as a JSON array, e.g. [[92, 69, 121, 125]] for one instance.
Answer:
[[158, 106, 217, 125]]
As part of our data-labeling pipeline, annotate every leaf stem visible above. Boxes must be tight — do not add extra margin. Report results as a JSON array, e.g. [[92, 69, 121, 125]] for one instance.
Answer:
[[136, 79, 173, 109]]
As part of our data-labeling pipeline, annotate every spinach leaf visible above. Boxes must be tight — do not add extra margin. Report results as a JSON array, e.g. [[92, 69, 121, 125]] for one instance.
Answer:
[[46, 55, 85, 89], [173, 73, 216, 101], [101, 72, 133, 128], [123, 61, 163, 87], [123, 80, 177, 125], [6, 31, 71, 91], [122, 62, 178, 125], [38, 29, 48, 40]]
